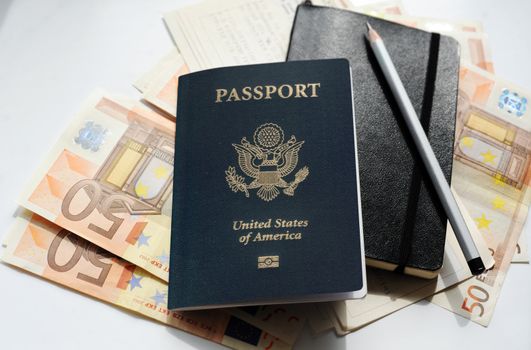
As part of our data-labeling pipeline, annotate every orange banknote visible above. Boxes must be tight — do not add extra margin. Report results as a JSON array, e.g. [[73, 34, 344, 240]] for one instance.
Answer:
[[1, 211, 292, 350], [430, 64, 531, 325], [19, 91, 175, 281]]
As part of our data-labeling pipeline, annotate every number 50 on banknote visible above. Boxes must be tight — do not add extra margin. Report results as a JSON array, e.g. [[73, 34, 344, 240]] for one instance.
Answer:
[[20, 91, 175, 281]]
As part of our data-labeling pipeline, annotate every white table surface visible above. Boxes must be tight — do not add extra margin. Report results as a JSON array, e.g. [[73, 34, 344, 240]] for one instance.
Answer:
[[0, 0, 529, 349]]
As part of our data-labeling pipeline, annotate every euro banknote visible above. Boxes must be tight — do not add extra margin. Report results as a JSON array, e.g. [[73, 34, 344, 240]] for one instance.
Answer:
[[19, 91, 175, 281], [1, 211, 292, 350], [429, 64, 531, 326]]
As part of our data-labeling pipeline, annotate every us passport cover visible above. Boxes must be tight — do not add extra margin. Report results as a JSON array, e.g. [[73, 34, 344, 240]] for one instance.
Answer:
[[287, 3, 459, 277], [169, 59, 366, 310]]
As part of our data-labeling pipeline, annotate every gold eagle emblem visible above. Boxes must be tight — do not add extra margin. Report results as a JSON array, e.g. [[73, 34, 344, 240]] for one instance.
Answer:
[[225, 123, 309, 201]]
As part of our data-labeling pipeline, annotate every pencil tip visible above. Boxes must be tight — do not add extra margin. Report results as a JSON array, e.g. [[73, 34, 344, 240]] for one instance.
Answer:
[[366, 22, 381, 41]]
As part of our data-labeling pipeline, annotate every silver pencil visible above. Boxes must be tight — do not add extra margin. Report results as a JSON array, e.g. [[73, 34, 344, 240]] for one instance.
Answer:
[[365, 22, 486, 275]]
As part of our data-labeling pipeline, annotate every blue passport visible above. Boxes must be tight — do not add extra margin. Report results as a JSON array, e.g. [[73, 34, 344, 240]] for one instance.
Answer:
[[169, 59, 366, 310]]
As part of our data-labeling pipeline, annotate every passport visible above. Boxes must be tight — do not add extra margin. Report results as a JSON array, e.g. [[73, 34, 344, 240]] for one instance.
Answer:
[[287, 3, 459, 277], [169, 59, 366, 310]]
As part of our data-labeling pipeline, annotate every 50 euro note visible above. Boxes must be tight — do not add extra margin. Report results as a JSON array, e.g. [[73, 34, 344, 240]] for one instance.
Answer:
[[1, 211, 292, 350], [429, 64, 531, 326], [19, 91, 176, 281]]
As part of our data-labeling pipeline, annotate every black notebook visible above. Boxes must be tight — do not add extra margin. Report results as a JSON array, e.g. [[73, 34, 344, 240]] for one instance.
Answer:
[[287, 2, 459, 278], [169, 59, 366, 310]]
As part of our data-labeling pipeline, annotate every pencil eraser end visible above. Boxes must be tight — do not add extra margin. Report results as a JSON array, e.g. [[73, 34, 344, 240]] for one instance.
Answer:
[[468, 257, 486, 276]]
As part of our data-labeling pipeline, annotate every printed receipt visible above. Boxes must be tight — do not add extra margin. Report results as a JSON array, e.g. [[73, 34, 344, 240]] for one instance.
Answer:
[[164, 0, 352, 71]]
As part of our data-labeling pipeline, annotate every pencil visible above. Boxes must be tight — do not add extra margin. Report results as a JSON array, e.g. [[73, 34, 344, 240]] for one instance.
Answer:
[[365, 22, 486, 275]]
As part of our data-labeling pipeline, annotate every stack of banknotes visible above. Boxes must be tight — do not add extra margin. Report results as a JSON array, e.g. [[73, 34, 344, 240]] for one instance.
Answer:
[[2, 0, 530, 348]]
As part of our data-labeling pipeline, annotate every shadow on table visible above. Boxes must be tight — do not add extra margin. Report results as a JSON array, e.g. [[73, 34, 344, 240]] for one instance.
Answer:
[[294, 325, 347, 350], [165, 314, 348, 350], [0, 0, 13, 31], [165, 326, 227, 350]]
